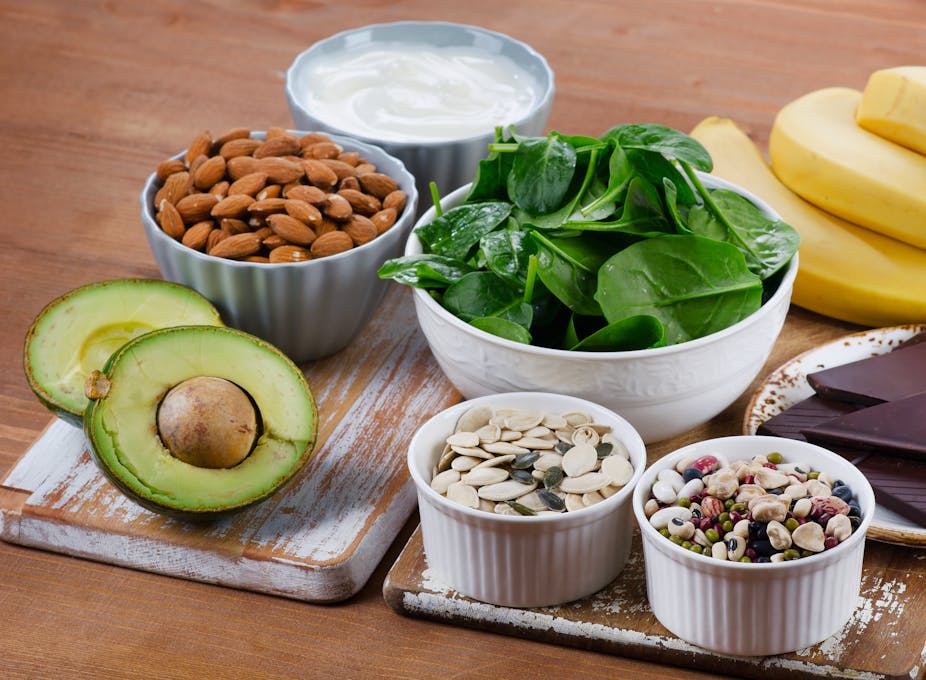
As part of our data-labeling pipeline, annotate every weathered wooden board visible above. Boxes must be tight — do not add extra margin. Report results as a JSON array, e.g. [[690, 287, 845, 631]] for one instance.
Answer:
[[385, 528, 926, 679], [0, 287, 461, 603]]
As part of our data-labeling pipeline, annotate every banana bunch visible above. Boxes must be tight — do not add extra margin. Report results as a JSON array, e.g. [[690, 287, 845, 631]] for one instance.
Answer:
[[691, 67, 926, 327]]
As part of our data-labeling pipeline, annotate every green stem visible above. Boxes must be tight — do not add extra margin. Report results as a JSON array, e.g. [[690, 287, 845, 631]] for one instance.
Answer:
[[523, 254, 538, 304], [429, 182, 443, 218], [487, 142, 520, 153], [680, 161, 755, 254]]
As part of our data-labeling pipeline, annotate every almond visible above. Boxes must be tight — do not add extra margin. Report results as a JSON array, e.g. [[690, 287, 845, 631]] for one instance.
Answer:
[[248, 197, 287, 217], [337, 150, 361, 166], [253, 226, 273, 240], [320, 158, 358, 180], [208, 232, 262, 259], [220, 218, 251, 235], [339, 176, 361, 192], [253, 134, 301, 159], [262, 233, 290, 250], [156, 171, 190, 206], [214, 127, 251, 147], [285, 184, 327, 205], [343, 214, 378, 246], [301, 159, 338, 191], [323, 193, 353, 221], [256, 157, 304, 184], [266, 126, 289, 139], [269, 245, 312, 263], [193, 155, 227, 190], [303, 141, 342, 160], [209, 180, 229, 199], [267, 213, 317, 246], [181, 221, 214, 251], [184, 130, 212, 166], [256, 184, 282, 200], [355, 162, 377, 175], [371, 207, 398, 234], [338, 188, 381, 216], [316, 218, 340, 236], [157, 199, 186, 239], [244, 255, 271, 263], [383, 189, 407, 213], [220, 137, 261, 160], [227, 172, 268, 196], [310, 230, 353, 258], [211, 194, 254, 220], [187, 154, 208, 185], [206, 228, 229, 252], [359, 172, 399, 200], [227, 155, 259, 180], [176, 193, 219, 225], [156, 158, 187, 183], [298, 132, 333, 149], [284, 199, 323, 228]]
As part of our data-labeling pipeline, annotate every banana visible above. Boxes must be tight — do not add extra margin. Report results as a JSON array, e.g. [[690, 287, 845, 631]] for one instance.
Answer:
[[691, 116, 926, 327], [856, 66, 926, 155], [769, 87, 926, 250]]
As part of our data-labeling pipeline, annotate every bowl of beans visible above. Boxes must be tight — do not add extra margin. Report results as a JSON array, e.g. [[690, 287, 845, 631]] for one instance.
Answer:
[[407, 391, 646, 608], [632, 435, 875, 656]]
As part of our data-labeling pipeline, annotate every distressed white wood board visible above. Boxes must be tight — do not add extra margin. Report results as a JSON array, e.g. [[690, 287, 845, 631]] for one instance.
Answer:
[[0, 287, 461, 603], [384, 528, 926, 679]]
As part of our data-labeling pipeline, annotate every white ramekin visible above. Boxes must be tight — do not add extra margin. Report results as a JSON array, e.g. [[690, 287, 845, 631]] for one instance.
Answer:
[[408, 391, 647, 608], [632, 435, 875, 656]]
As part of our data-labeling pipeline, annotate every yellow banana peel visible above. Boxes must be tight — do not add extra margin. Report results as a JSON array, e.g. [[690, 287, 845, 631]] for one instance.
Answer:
[[857, 66, 926, 155]]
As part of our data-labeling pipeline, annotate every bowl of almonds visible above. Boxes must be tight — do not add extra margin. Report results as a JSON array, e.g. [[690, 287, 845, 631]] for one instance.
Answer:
[[632, 435, 875, 656], [407, 391, 646, 608], [140, 127, 417, 362]]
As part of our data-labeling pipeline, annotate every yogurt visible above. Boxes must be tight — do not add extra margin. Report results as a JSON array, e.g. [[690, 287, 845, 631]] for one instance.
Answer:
[[296, 42, 543, 142]]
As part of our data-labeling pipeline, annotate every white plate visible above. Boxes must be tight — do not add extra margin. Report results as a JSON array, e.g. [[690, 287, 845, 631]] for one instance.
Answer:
[[743, 324, 926, 547]]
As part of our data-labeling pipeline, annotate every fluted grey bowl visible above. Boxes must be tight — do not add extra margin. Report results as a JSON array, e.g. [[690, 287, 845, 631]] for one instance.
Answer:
[[285, 21, 555, 214], [140, 131, 418, 364]]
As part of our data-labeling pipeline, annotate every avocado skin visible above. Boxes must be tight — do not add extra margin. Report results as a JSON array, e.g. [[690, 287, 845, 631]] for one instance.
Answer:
[[82, 325, 318, 521]]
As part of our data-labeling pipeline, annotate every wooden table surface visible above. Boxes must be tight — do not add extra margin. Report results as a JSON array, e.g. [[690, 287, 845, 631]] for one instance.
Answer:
[[1, 1, 924, 677]]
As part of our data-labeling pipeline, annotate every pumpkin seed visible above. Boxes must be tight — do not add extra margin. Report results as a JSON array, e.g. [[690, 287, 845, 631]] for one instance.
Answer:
[[596, 442, 614, 459], [559, 472, 610, 494], [562, 443, 597, 477], [543, 465, 564, 490], [461, 467, 509, 486], [537, 488, 566, 511], [446, 431, 480, 448], [451, 455, 482, 471], [506, 500, 537, 516], [446, 481, 479, 508], [509, 468, 534, 484], [456, 406, 493, 433], [511, 451, 540, 469]]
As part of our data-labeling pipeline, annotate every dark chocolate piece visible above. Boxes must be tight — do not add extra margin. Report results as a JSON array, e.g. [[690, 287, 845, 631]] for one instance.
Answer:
[[756, 395, 861, 441], [806, 340, 926, 405], [856, 454, 926, 527], [802, 392, 926, 461]]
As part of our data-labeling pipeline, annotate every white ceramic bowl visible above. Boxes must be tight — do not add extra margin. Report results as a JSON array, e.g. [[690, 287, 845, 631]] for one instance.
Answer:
[[404, 177, 798, 443], [632, 435, 875, 656], [285, 21, 554, 214], [140, 131, 418, 364], [407, 391, 647, 608]]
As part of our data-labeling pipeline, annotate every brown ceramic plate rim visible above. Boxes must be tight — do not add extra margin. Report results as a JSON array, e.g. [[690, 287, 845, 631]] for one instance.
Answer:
[[743, 324, 926, 547]]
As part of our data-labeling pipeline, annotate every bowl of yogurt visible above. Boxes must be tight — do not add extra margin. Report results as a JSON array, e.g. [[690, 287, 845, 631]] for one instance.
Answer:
[[285, 21, 555, 213]]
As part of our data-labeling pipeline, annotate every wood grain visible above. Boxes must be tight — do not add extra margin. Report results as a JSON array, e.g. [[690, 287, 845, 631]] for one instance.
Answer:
[[1, 0, 924, 677]]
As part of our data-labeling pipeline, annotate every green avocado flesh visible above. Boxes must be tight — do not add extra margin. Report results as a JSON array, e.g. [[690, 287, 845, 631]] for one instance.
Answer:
[[84, 325, 317, 516], [24, 279, 223, 424]]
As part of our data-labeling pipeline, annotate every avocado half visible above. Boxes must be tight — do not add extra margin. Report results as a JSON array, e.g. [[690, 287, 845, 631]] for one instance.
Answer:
[[24, 279, 223, 426], [84, 325, 318, 519]]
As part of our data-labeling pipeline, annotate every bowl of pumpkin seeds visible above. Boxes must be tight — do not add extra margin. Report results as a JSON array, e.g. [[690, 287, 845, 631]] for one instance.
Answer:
[[407, 391, 646, 608]]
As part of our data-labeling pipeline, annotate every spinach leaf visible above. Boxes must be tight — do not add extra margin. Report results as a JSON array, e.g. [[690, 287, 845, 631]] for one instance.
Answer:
[[565, 314, 666, 351], [595, 235, 762, 345], [470, 316, 532, 344], [686, 187, 800, 280], [663, 178, 691, 234], [467, 128, 516, 201], [443, 272, 532, 325], [518, 147, 603, 230], [606, 123, 713, 171], [479, 228, 535, 288], [507, 134, 577, 214], [530, 231, 610, 316], [377, 254, 475, 288], [564, 177, 671, 236], [580, 141, 633, 216], [415, 201, 511, 261]]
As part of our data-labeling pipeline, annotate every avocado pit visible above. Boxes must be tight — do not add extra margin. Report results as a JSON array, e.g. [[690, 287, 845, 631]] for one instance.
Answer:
[[156, 376, 258, 469]]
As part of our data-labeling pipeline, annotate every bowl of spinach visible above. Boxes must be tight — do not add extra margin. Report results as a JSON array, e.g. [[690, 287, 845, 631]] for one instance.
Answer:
[[378, 124, 799, 442]]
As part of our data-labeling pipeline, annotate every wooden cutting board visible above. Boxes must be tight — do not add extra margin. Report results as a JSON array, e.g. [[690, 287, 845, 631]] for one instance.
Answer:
[[0, 287, 460, 603], [385, 528, 926, 679]]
